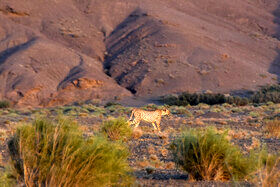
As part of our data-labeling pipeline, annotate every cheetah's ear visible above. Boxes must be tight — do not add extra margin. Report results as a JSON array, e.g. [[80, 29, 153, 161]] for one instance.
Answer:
[[163, 104, 170, 109]]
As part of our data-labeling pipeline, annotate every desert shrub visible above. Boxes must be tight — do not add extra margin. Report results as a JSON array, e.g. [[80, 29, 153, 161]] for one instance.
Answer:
[[249, 111, 260, 118], [162, 92, 248, 106], [161, 95, 179, 106], [8, 117, 133, 186], [199, 93, 226, 105], [226, 96, 249, 106], [84, 105, 107, 116], [162, 84, 280, 106], [142, 103, 160, 110], [104, 101, 121, 108], [101, 117, 133, 141], [170, 106, 192, 116], [170, 128, 256, 181], [251, 84, 280, 104], [105, 104, 127, 114], [0, 100, 10, 109], [264, 119, 280, 138]]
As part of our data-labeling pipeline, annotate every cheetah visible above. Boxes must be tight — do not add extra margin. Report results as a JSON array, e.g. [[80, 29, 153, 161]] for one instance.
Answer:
[[129, 108, 170, 132]]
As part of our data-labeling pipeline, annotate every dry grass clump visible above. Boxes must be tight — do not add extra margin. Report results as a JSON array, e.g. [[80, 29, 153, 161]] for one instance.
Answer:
[[194, 118, 205, 125], [100, 117, 133, 141], [245, 137, 261, 150], [147, 146, 156, 155], [137, 159, 149, 168], [264, 119, 280, 138], [170, 128, 256, 181], [165, 162, 175, 169], [252, 151, 280, 186], [228, 130, 249, 139], [132, 128, 143, 139], [7, 117, 133, 186]]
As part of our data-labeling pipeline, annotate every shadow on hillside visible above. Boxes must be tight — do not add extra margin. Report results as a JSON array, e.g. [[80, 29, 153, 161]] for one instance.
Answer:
[[104, 7, 149, 69], [0, 37, 37, 66], [269, 3, 280, 82]]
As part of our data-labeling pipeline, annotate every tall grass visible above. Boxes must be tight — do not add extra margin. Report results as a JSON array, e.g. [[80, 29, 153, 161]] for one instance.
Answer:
[[253, 150, 280, 186], [100, 117, 132, 141], [170, 128, 256, 181], [8, 117, 133, 186]]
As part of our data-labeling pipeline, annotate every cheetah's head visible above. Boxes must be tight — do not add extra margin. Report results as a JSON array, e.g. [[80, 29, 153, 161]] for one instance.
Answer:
[[161, 109, 170, 116]]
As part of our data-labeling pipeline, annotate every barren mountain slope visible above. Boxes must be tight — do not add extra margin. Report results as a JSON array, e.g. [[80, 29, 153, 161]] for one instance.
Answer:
[[104, 0, 280, 96], [0, 0, 132, 107], [0, 0, 279, 107]]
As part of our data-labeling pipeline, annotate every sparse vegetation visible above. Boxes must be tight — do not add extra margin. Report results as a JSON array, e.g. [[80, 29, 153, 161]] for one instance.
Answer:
[[170, 128, 257, 181], [100, 117, 133, 141], [162, 92, 249, 106], [0, 100, 279, 186], [162, 84, 280, 106], [0, 100, 10, 109], [7, 117, 133, 186]]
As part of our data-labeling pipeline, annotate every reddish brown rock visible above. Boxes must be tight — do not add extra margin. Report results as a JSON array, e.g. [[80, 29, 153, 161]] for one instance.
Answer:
[[0, 0, 279, 107]]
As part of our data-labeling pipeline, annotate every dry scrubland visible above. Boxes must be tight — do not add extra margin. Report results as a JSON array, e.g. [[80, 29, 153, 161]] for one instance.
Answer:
[[0, 0, 279, 107], [0, 100, 279, 186]]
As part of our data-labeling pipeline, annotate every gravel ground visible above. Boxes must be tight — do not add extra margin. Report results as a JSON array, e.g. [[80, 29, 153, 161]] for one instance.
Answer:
[[0, 104, 279, 186]]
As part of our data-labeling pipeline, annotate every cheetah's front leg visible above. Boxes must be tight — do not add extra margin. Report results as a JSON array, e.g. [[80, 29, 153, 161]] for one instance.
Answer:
[[151, 122, 158, 131], [156, 121, 161, 132]]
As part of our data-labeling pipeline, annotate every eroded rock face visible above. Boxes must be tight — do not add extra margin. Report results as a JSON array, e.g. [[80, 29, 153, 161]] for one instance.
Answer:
[[0, 0, 279, 107], [0, 14, 131, 107]]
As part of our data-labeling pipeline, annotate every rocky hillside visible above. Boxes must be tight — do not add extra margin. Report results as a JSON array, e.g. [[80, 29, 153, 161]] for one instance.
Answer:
[[0, 0, 279, 107]]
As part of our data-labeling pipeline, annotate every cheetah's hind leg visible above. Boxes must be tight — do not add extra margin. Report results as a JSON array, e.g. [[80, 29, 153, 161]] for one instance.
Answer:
[[134, 121, 140, 129], [127, 120, 133, 126]]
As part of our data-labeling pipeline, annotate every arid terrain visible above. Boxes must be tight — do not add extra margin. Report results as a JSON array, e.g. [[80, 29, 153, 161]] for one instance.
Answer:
[[0, 0, 279, 107], [0, 0, 279, 186], [0, 102, 279, 186]]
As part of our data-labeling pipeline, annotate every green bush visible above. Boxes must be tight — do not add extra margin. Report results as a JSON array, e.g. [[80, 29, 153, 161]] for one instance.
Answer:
[[170, 128, 256, 181], [162, 84, 280, 106], [8, 117, 133, 186], [101, 117, 133, 141], [0, 100, 10, 109], [162, 92, 248, 106], [251, 84, 280, 103], [226, 96, 249, 106]]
